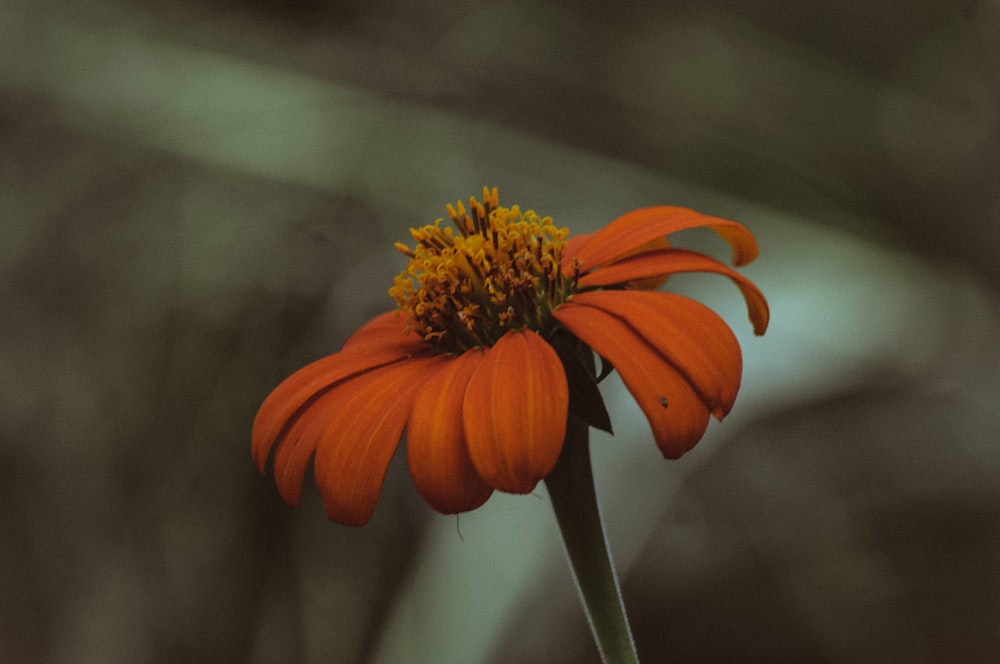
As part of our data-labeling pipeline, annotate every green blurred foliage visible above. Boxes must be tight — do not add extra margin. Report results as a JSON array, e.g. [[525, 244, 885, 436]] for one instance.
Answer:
[[1, 1, 998, 662]]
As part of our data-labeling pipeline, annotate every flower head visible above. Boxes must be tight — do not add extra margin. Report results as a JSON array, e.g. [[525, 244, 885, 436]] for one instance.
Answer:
[[253, 188, 769, 526]]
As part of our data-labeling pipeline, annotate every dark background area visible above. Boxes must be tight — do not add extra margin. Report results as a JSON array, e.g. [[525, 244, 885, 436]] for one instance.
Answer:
[[2, 1, 998, 662]]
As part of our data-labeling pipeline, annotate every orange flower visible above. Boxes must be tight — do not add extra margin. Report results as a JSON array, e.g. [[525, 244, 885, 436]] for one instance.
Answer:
[[253, 188, 769, 526]]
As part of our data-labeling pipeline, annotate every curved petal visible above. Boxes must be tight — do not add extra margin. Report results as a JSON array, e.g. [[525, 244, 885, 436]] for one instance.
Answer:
[[252, 313, 427, 474], [463, 329, 569, 494], [563, 290, 742, 418], [565, 206, 759, 273], [312, 355, 446, 526], [269, 353, 429, 506], [271, 385, 342, 506], [406, 350, 493, 514], [553, 303, 711, 458], [614, 235, 672, 290], [577, 248, 770, 336], [342, 310, 420, 351]]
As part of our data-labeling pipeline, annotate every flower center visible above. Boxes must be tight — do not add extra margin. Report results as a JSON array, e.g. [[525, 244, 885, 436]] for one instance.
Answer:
[[389, 187, 572, 353]]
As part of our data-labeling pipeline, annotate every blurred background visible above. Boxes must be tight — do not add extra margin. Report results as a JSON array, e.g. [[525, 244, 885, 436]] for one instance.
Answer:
[[2, 0, 999, 662]]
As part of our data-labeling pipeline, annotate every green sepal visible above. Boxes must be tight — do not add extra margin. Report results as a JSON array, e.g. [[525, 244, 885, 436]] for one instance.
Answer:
[[550, 333, 614, 434], [595, 355, 615, 383]]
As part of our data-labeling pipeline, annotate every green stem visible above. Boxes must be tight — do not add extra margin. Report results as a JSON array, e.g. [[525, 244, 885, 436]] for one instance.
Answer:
[[545, 416, 640, 664]]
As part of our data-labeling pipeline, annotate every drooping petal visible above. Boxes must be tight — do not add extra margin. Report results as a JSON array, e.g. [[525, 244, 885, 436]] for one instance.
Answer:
[[553, 303, 711, 458], [406, 349, 493, 514], [577, 248, 770, 336], [563, 290, 742, 418], [312, 355, 446, 526], [463, 329, 569, 493], [271, 386, 342, 506], [564, 206, 759, 274], [252, 312, 427, 474], [270, 353, 430, 506]]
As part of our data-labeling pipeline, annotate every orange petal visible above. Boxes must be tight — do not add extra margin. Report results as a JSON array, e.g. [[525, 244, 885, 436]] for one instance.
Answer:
[[312, 355, 446, 526], [563, 290, 742, 418], [252, 312, 426, 474], [271, 386, 340, 506], [463, 329, 569, 493], [406, 350, 493, 514], [270, 353, 426, 507], [553, 303, 711, 458], [341, 310, 416, 351], [577, 248, 770, 336], [566, 206, 759, 273], [614, 235, 672, 290]]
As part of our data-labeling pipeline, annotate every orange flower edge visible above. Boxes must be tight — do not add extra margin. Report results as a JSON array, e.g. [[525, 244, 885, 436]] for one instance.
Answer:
[[463, 329, 568, 493], [254, 187, 769, 525]]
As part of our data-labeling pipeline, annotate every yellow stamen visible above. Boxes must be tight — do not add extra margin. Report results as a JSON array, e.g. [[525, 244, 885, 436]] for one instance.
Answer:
[[389, 188, 571, 352]]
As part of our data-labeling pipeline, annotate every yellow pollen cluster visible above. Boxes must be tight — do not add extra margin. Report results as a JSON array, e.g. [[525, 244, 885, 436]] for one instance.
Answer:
[[389, 187, 571, 353]]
